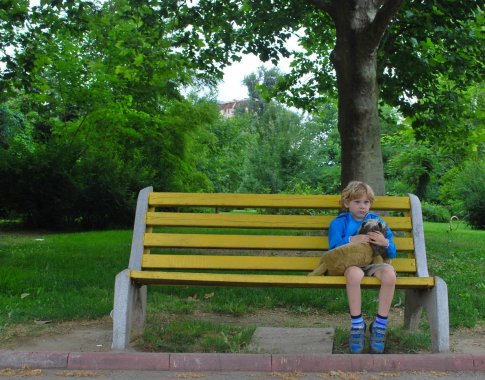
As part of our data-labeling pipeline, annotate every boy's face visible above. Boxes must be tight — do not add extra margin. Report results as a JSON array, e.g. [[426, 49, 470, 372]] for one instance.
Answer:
[[344, 195, 371, 221]]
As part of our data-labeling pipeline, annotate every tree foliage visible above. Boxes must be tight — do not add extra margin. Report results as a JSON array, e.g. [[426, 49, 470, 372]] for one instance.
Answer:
[[1, 1, 483, 229], [439, 160, 485, 229], [208, 67, 341, 195], [0, 0, 221, 228], [188, 0, 484, 191]]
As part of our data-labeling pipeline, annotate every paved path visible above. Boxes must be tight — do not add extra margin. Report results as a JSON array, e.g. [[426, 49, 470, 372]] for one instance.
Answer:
[[2, 368, 485, 380], [1, 328, 484, 378]]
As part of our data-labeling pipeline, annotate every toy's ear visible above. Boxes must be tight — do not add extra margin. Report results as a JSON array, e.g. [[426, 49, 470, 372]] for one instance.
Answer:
[[378, 222, 383, 229]]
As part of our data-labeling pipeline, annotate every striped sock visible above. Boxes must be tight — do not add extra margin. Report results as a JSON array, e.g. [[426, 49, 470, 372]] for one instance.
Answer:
[[351, 314, 365, 330], [374, 314, 388, 330]]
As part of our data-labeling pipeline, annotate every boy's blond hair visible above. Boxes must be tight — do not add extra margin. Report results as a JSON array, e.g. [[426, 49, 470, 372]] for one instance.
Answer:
[[340, 181, 375, 209]]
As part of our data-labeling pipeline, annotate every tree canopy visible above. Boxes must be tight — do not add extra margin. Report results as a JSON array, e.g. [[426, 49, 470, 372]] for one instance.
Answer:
[[0, 0, 483, 228], [0, 0, 222, 227], [187, 0, 484, 191]]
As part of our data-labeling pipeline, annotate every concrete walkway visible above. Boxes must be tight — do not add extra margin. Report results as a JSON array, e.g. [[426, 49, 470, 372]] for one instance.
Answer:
[[1, 327, 484, 374]]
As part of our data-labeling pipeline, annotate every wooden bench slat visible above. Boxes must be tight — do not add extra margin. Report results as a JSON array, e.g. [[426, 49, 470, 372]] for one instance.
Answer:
[[147, 212, 413, 231], [144, 233, 414, 251], [141, 255, 417, 273], [148, 193, 411, 211], [145, 233, 328, 250], [130, 270, 434, 288], [147, 212, 335, 229]]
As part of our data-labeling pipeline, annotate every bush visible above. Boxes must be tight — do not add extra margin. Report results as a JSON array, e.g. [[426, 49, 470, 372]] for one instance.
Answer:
[[0, 139, 146, 229], [458, 161, 485, 229], [440, 160, 485, 230], [386, 145, 439, 200], [421, 202, 451, 223], [384, 179, 408, 196]]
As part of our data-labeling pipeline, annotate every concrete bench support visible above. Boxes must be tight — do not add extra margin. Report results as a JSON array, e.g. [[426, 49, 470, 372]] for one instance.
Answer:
[[404, 276, 449, 353], [112, 269, 147, 350]]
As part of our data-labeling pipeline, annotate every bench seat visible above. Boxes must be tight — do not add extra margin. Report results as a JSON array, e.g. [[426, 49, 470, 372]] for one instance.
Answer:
[[130, 270, 435, 288]]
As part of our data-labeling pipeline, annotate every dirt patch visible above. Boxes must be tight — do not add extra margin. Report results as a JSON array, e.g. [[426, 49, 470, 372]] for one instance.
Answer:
[[448, 323, 485, 354], [2, 311, 484, 354], [1, 317, 114, 353]]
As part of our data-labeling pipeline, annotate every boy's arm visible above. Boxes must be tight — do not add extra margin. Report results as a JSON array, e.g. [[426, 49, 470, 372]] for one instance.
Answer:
[[328, 218, 351, 250], [371, 215, 397, 259], [385, 226, 397, 259]]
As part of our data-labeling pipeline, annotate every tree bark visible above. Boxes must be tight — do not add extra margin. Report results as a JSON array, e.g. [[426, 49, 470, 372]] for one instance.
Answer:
[[324, 0, 403, 194]]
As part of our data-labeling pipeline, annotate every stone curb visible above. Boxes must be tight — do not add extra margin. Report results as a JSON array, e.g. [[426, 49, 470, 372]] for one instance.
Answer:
[[0, 351, 484, 372]]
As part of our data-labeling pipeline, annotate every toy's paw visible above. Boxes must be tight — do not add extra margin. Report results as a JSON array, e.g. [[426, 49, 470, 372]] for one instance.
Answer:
[[308, 265, 326, 276]]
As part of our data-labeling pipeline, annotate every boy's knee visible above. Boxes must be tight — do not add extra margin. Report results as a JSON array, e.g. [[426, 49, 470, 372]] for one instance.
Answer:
[[379, 268, 397, 286], [345, 266, 364, 283]]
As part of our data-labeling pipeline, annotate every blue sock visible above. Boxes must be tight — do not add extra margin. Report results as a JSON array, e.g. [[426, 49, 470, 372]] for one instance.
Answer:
[[351, 314, 365, 330], [374, 314, 388, 330]]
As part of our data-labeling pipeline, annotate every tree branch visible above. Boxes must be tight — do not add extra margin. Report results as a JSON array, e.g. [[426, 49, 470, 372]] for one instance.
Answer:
[[372, 0, 405, 40]]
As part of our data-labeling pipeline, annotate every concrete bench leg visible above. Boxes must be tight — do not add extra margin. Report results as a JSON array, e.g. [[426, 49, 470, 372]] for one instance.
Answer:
[[111, 269, 147, 350], [404, 276, 449, 353]]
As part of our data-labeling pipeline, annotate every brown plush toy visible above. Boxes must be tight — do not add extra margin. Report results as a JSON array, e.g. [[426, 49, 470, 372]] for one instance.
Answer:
[[308, 219, 388, 276]]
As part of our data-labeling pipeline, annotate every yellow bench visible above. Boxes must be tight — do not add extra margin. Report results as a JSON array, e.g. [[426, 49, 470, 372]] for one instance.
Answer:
[[112, 187, 449, 352]]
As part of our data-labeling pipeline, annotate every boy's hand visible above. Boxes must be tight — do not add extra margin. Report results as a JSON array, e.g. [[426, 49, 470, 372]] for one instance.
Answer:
[[367, 231, 389, 247]]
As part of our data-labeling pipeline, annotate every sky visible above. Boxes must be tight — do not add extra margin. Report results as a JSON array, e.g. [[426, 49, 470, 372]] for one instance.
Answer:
[[216, 32, 302, 103], [216, 53, 294, 103]]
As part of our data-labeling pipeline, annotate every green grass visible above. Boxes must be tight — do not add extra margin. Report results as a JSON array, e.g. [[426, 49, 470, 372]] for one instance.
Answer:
[[0, 222, 483, 352], [0, 230, 132, 324], [424, 223, 485, 327], [139, 311, 255, 353]]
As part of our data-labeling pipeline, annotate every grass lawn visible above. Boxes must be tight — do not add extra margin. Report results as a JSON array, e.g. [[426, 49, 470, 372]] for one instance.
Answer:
[[0, 230, 132, 322], [0, 222, 483, 353]]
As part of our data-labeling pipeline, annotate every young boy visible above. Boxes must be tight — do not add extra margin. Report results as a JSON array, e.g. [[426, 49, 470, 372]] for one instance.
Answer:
[[328, 181, 397, 354]]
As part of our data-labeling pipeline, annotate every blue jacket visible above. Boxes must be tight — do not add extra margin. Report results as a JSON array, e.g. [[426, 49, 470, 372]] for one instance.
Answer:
[[328, 212, 397, 259]]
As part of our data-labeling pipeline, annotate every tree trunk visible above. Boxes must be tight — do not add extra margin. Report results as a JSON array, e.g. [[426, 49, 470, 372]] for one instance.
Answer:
[[327, 0, 404, 194]]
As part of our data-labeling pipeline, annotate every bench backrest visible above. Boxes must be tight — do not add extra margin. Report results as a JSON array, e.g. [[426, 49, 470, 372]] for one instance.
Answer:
[[128, 187, 429, 277]]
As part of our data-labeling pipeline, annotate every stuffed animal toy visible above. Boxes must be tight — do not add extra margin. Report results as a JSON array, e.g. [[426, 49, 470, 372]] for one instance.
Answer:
[[308, 219, 389, 276]]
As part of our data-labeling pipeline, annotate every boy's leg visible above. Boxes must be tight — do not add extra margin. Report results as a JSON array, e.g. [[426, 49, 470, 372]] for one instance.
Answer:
[[345, 266, 365, 316], [345, 266, 365, 354], [375, 266, 397, 316], [370, 266, 397, 353]]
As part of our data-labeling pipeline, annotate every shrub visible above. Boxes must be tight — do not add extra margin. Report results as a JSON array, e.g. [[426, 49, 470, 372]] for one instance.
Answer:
[[421, 202, 451, 223], [384, 179, 408, 196], [440, 160, 485, 229], [458, 161, 485, 229], [386, 145, 440, 200], [0, 139, 145, 229]]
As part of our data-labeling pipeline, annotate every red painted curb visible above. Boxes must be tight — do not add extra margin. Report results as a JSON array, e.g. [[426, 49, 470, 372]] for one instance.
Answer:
[[271, 354, 485, 372], [472, 355, 485, 370], [67, 352, 169, 370], [272, 354, 349, 372], [1, 351, 484, 372], [0, 351, 68, 369], [170, 353, 272, 371]]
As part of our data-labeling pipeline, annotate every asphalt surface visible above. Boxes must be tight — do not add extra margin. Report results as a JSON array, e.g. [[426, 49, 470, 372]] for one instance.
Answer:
[[1, 368, 484, 380]]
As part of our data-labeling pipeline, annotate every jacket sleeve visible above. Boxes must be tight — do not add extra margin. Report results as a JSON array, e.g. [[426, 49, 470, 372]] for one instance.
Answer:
[[328, 217, 350, 250], [383, 222, 397, 259]]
